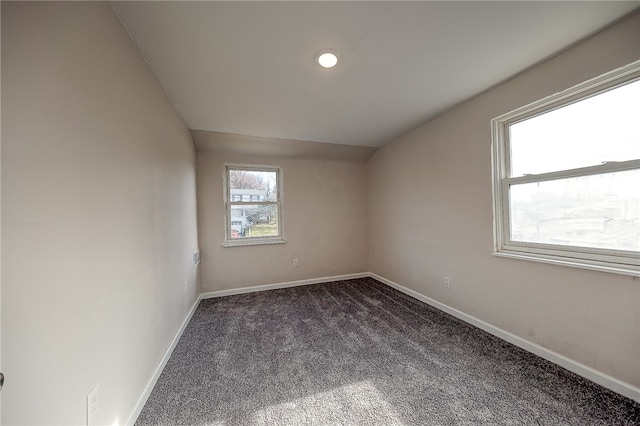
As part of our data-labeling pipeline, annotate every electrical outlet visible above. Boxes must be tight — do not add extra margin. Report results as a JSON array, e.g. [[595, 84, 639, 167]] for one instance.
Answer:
[[193, 249, 201, 266], [293, 258, 299, 267], [87, 383, 100, 425], [444, 277, 451, 288]]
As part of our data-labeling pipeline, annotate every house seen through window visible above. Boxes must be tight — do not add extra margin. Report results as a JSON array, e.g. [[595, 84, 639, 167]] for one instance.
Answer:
[[224, 165, 284, 246]]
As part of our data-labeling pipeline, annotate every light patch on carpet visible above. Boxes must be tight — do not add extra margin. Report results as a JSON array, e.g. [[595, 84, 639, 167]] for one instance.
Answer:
[[250, 380, 404, 425]]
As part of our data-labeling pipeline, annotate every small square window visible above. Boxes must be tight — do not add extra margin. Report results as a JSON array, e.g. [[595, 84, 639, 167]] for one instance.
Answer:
[[223, 164, 285, 247]]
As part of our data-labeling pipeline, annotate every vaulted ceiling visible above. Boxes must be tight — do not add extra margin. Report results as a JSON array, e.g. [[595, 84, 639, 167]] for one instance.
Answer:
[[112, 2, 639, 147]]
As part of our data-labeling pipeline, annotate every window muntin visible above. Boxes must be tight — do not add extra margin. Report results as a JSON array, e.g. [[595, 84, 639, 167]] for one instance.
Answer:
[[492, 60, 640, 275], [224, 165, 284, 247]]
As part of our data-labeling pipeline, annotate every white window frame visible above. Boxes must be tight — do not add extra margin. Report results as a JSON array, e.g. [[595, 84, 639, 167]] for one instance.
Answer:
[[491, 60, 640, 276], [223, 163, 285, 247]]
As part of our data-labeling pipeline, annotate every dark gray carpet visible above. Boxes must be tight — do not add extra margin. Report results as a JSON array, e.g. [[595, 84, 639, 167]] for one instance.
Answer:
[[136, 278, 640, 425]]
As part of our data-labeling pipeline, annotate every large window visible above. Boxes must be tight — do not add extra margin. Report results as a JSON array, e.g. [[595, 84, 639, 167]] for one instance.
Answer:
[[491, 61, 640, 275], [223, 164, 284, 247]]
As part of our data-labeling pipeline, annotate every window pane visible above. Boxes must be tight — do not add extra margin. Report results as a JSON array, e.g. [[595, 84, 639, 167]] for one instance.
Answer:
[[229, 169, 277, 201], [509, 169, 640, 251], [509, 79, 640, 176], [229, 204, 278, 239]]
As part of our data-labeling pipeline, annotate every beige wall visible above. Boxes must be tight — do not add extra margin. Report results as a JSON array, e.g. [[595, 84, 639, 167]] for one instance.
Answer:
[[367, 12, 640, 389], [1, 3, 199, 424], [195, 132, 370, 292]]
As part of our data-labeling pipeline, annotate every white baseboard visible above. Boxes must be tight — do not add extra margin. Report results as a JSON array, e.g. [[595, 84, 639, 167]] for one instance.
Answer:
[[124, 295, 202, 426], [200, 272, 370, 299], [370, 273, 640, 403]]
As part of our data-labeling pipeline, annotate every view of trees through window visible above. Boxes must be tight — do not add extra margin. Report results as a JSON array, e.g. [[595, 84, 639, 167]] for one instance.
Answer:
[[507, 78, 640, 253], [228, 169, 279, 239], [509, 169, 639, 251]]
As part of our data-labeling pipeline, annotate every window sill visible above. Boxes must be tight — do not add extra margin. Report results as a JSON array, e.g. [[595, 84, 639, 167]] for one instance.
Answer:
[[493, 250, 639, 277], [223, 237, 286, 248]]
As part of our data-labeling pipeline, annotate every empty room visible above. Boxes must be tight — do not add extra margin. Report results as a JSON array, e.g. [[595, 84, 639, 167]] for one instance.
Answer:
[[1, 1, 639, 425]]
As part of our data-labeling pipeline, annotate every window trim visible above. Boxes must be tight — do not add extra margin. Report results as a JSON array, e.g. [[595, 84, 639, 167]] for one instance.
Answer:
[[491, 60, 640, 276], [222, 163, 285, 247]]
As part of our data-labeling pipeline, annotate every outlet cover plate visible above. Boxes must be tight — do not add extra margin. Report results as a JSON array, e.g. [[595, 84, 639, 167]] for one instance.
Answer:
[[87, 383, 100, 425]]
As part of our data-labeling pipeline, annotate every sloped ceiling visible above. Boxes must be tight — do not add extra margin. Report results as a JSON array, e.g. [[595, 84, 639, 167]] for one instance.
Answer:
[[112, 2, 639, 147]]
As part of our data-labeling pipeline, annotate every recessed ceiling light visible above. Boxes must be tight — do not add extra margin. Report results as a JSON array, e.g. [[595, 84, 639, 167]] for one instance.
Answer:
[[316, 50, 339, 68]]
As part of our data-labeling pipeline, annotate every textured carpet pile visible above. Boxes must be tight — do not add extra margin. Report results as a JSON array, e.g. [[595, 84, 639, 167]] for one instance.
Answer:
[[136, 277, 640, 425]]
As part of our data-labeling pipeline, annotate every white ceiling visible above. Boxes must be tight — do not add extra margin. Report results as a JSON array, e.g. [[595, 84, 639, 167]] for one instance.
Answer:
[[112, 1, 639, 147]]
